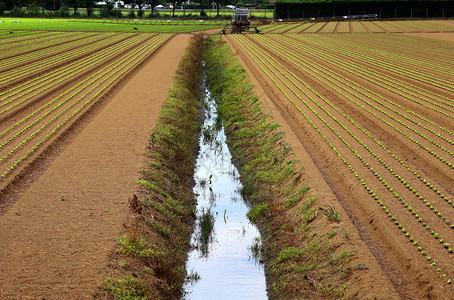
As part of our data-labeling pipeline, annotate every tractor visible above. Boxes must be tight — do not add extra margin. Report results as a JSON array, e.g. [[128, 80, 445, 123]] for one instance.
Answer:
[[221, 8, 260, 34]]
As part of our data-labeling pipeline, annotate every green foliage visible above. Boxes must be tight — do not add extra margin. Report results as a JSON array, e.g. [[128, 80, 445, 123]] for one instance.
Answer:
[[247, 203, 269, 223], [104, 276, 147, 300], [273, 247, 305, 264], [59, 5, 69, 17], [323, 205, 341, 222], [117, 234, 159, 258]]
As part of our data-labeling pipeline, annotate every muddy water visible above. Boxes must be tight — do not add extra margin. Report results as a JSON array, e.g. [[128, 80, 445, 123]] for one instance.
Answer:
[[183, 85, 267, 299]]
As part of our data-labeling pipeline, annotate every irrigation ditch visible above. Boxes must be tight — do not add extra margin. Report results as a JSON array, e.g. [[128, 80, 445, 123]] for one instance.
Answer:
[[183, 69, 266, 299], [100, 34, 360, 299]]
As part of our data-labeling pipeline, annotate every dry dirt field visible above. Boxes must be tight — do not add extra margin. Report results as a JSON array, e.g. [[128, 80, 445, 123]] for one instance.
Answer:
[[0, 33, 190, 298], [225, 30, 454, 299], [0, 19, 453, 299]]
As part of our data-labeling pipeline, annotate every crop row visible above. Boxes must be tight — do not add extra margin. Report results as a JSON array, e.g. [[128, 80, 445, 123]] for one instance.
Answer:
[[1, 17, 225, 34], [0, 33, 171, 181], [262, 20, 454, 34], [297, 36, 454, 92], [279, 34, 453, 121], [315, 34, 454, 77], [254, 35, 454, 173], [0, 32, 96, 68], [0, 34, 152, 116], [246, 34, 454, 222], [296, 35, 454, 93], [0, 33, 128, 86], [0, 30, 36, 40], [0, 32, 61, 49], [230, 34, 454, 286], [271, 34, 454, 170], [0, 33, 110, 70], [0, 32, 82, 58], [332, 34, 454, 68]]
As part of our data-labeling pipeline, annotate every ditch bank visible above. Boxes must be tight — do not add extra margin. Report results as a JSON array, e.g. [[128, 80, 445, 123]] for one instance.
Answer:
[[99, 34, 390, 300], [204, 36, 397, 299], [97, 34, 203, 299]]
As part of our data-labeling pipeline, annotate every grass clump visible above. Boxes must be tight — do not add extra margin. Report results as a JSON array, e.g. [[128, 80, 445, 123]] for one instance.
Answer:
[[104, 276, 147, 300], [247, 203, 269, 223]]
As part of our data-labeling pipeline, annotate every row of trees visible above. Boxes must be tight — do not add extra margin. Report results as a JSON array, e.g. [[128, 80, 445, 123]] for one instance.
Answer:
[[0, 0, 269, 17], [0, 0, 96, 16]]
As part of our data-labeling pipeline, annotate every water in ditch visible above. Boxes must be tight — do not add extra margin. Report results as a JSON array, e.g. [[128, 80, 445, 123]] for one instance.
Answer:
[[183, 83, 267, 299]]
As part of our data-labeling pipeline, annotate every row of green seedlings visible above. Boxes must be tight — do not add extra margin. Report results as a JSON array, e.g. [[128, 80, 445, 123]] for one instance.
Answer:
[[289, 34, 454, 119], [251, 34, 454, 216], [0, 31, 58, 45], [316, 34, 454, 108], [320, 22, 339, 33], [0, 34, 152, 113], [238, 34, 454, 245], [266, 23, 302, 34], [0, 35, 123, 84], [372, 32, 454, 52], [255, 34, 453, 179], [286, 23, 314, 34], [0, 32, 77, 57], [349, 22, 369, 33], [272, 35, 454, 169], [0, 34, 165, 154], [231, 35, 454, 285], [0, 30, 38, 41], [0, 34, 170, 180], [272, 23, 305, 34], [236, 35, 454, 244], [268, 34, 454, 152], [296, 33, 453, 104], [261, 34, 454, 144], [293, 34, 454, 136], [0, 33, 107, 69], [331, 34, 454, 75], [0, 33, 94, 62], [0, 34, 169, 156], [0, 33, 127, 85], [332, 34, 454, 75], [304, 34, 454, 93], [303, 22, 326, 33], [281, 34, 454, 122], [336, 22, 351, 33]]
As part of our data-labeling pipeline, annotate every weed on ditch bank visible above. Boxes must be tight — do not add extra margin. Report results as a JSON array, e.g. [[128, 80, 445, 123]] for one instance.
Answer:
[[98, 34, 203, 300], [204, 36, 356, 299]]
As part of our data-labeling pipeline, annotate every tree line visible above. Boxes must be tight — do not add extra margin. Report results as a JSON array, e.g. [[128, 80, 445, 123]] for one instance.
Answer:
[[0, 0, 270, 18]]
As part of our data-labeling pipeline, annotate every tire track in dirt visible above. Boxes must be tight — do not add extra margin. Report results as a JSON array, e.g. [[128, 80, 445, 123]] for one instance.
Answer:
[[0, 33, 190, 299]]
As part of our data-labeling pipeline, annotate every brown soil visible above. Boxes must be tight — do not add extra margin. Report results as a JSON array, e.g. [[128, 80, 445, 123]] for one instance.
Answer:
[[0, 34, 190, 299], [404, 32, 454, 42], [224, 32, 454, 299]]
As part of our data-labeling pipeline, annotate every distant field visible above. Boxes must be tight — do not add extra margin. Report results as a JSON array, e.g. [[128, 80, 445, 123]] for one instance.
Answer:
[[71, 8, 273, 18], [260, 20, 454, 34], [0, 17, 225, 33]]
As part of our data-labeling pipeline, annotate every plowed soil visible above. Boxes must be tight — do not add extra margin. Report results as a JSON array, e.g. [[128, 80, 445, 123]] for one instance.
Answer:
[[0, 34, 190, 299], [225, 32, 454, 299]]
